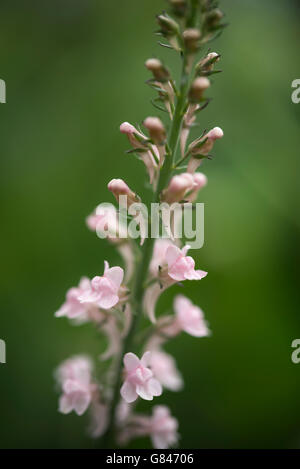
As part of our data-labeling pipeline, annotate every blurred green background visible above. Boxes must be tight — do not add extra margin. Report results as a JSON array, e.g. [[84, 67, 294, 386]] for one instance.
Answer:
[[0, 0, 300, 449]]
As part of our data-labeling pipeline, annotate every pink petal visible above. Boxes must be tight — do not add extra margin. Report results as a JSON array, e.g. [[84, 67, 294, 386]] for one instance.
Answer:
[[97, 292, 119, 310], [165, 245, 181, 268], [121, 381, 138, 403], [59, 395, 73, 414], [141, 351, 151, 367], [148, 378, 163, 397], [104, 266, 124, 288], [74, 392, 91, 416], [136, 384, 153, 401], [185, 269, 207, 280], [124, 352, 140, 371]]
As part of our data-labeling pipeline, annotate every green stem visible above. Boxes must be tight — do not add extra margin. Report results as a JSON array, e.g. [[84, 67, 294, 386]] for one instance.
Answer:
[[101, 50, 193, 451]]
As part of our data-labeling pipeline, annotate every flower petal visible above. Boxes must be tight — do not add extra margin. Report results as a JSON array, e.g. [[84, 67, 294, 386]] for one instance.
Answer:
[[121, 381, 138, 403], [124, 352, 140, 371]]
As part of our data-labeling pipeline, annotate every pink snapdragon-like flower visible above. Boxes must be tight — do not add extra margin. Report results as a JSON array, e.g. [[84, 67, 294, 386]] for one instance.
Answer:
[[143, 117, 166, 165], [123, 406, 179, 449], [149, 349, 183, 391], [79, 261, 124, 310], [166, 244, 207, 281], [188, 126, 224, 173], [120, 122, 158, 184], [172, 295, 210, 337], [149, 406, 179, 449], [55, 277, 94, 322], [108, 178, 139, 207], [120, 352, 162, 403], [56, 356, 95, 416], [162, 172, 207, 203], [150, 238, 175, 277]]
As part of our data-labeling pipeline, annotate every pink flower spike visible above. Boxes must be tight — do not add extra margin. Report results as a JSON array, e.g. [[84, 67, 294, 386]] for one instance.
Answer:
[[165, 244, 207, 282], [56, 356, 94, 416], [79, 261, 124, 310], [120, 352, 162, 403], [174, 295, 210, 337]]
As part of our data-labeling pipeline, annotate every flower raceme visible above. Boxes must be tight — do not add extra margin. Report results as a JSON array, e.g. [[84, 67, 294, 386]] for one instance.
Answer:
[[120, 352, 162, 403], [54, 0, 226, 449]]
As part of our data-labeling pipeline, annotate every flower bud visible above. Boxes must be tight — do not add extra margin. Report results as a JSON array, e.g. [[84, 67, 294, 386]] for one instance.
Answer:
[[196, 52, 220, 74], [143, 117, 166, 146], [157, 13, 180, 36], [108, 179, 139, 207], [145, 58, 170, 82], [168, 0, 187, 18], [188, 77, 210, 103], [205, 8, 224, 29], [162, 173, 195, 203], [183, 28, 201, 52], [187, 127, 224, 173]]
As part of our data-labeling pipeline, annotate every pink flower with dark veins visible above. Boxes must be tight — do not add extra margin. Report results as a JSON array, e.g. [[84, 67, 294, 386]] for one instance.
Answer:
[[166, 244, 207, 281], [120, 352, 162, 403], [79, 261, 124, 310]]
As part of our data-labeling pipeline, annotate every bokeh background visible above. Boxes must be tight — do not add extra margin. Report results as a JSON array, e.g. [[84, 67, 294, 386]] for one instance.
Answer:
[[1, 0, 300, 449]]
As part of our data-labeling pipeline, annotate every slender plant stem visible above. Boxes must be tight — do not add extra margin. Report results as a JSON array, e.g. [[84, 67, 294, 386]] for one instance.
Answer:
[[101, 40, 195, 450]]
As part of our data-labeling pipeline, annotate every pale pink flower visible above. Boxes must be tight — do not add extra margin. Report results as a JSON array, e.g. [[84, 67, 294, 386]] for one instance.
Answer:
[[150, 238, 175, 277], [149, 349, 183, 391], [120, 352, 162, 403], [123, 406, 179, 449], [185, 172, 208, 203], [149, 406, 179, 449], [188, 126, 224, 173], [166, 244, 207, 281], [79, 261, 124, 310], [120, 122, 158, 185], [162, 172, 195, 203], [108, 178, 139, 207], [145, 240, 207, 323], [143, 117, 166, 165], [56, 356, 95, 416], [173, 295, 210, 337], [55, 277, 94, 322], [162, 172, 207, 203]]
